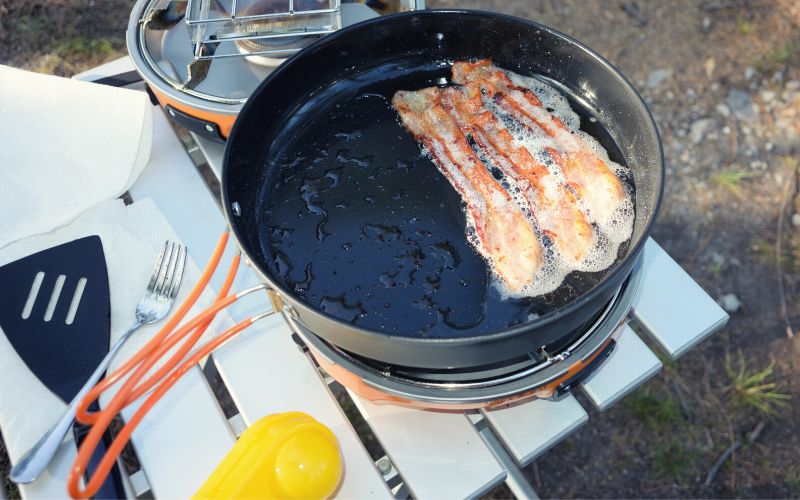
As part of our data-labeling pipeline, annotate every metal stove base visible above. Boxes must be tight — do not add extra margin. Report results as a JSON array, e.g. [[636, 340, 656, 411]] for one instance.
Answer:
[[288, 255, 644, 408]]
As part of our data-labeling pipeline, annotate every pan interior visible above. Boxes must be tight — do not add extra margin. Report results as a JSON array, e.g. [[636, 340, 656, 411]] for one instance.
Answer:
[[255, 57, 634, 339]]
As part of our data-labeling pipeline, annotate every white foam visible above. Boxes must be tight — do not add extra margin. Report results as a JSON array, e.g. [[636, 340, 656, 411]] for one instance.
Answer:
[[470, 66, 635, 298], [507, 71, 581, 130]]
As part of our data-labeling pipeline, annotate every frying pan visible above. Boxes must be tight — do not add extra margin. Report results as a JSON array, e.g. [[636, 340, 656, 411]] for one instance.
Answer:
[[222, 9, 663, 369]]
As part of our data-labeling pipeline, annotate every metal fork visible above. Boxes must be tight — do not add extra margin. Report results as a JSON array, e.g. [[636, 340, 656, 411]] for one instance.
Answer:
[[10, 241, 187, 484]]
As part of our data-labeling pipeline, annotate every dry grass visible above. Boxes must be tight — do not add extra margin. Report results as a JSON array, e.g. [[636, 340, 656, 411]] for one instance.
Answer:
[[0, 0, 131, 76]]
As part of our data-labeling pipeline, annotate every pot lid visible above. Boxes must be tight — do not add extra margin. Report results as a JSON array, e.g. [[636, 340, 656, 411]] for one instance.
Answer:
[[130, 0, 420, 106]]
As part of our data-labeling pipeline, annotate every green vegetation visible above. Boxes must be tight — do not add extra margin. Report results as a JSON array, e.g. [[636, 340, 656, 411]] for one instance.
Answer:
[[772, 40, 798, 65], [736, 18, 754, 36], [14, 14, 48, 35], [787, 467, 800, 496], [624, 388, 684, 430], [725, 351, 790, 416], [53, 36, 117, 58], [752, 238, 774, 259], [651, 346, 678, 371], [708, 260, 724, 276], [652, 439, 694, 480], [757, 40, 799, 74], [560, 439, 577, 453], [712, 170, 759, 195], [31, 36, 123, 75]]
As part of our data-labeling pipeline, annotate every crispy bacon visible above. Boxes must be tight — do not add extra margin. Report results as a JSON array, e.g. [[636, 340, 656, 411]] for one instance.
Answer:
[[440, 82, 594, 265], [392, 88, 543, 292], [451, 60, 626, 226]]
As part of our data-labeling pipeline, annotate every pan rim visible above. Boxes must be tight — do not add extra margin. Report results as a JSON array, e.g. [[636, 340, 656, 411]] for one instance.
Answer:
[[221, 8, 665, 347]]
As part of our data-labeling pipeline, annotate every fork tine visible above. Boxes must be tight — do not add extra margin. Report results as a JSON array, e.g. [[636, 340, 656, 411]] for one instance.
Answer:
[[153, 242, 175, 296], [159, 243, 181, 298], [158, 243, 181, 298], [146, 242, 169, 293], [167, 245, 187, 300]]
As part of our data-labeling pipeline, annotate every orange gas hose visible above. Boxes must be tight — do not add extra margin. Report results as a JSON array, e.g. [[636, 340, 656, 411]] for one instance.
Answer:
[[69, 317, 256, 498], [75, 231, 231, 422], [66, 231, 267, 498]]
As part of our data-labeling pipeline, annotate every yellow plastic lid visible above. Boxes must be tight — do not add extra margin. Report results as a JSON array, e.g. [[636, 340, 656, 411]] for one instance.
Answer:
[[194, 412, 343, 499]]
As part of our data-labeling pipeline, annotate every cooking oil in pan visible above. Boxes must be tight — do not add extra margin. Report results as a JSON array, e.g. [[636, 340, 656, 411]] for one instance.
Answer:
[[257, 60, 634, 339]]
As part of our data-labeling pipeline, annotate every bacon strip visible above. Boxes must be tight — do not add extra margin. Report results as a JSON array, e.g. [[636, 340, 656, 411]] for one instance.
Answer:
[[392, 87, 543, 292], [440, 82, 594, 265], [452, 60, 626, 226]]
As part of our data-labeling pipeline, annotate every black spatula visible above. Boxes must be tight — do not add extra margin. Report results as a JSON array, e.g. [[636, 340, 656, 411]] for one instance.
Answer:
[[1, 236, 126, 496], [0, 236, 110, 403]]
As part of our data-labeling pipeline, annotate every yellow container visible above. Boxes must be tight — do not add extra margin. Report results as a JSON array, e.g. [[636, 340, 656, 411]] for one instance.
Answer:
[[194, 412, 343, 499]]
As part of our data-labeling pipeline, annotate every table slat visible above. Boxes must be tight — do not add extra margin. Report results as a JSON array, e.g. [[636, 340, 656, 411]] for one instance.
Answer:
[[350, 396, 506, 499], [633, 239, 729, 359], [73, 56, 137, 82], [580, 325, 662, 411], [121, 369, 235, 498], [213, 314, 392, 499], [480, 394, 587, 466]]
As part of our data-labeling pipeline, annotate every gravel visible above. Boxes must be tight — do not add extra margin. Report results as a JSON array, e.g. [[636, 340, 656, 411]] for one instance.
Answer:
[[726, 89, 757, 121], [689, 118, 715, 144], [646, 68, 672, 88], [718, 293, 742, 313]]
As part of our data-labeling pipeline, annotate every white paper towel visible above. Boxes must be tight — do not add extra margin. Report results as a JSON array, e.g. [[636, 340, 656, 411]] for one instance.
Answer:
[[0, 65, 153, 248]]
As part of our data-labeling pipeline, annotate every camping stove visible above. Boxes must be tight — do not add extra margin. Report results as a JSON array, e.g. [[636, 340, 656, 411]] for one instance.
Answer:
[[128, 0, 423, 140], [283, 256, 644, 410]]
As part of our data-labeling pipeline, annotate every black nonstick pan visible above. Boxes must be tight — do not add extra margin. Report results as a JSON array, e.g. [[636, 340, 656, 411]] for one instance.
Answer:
[[222, 10, 663, 369]]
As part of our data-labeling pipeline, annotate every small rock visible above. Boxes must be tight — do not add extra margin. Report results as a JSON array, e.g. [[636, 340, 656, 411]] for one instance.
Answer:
[[760, 90, 776, 102], [727, 89, 757, 120], [792, 213, 800, 227], [722, 126, 731, 134], [786, 80, 800, 91], [711, 82, 721, 92], [710, 251, 725, 267], [647, 68, 673, 88], [689, 118, 715, 144], [718, 293, 742, 313], [744, 66, 756, 80], [771, 70, 785, 84], [702, 16, 711, 31], [716, 103, 731, 117], [765, 142, 774, 151]]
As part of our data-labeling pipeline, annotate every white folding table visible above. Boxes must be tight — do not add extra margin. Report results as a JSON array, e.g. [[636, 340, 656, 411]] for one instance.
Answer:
[[0, 57, 728, 500]]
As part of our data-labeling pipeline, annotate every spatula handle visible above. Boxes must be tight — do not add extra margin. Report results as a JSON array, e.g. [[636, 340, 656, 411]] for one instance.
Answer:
[[10, 321, 144, 484]]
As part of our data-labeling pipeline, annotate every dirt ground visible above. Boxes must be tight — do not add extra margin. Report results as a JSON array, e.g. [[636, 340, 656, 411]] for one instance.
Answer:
[[1, 0, 800, 498]]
